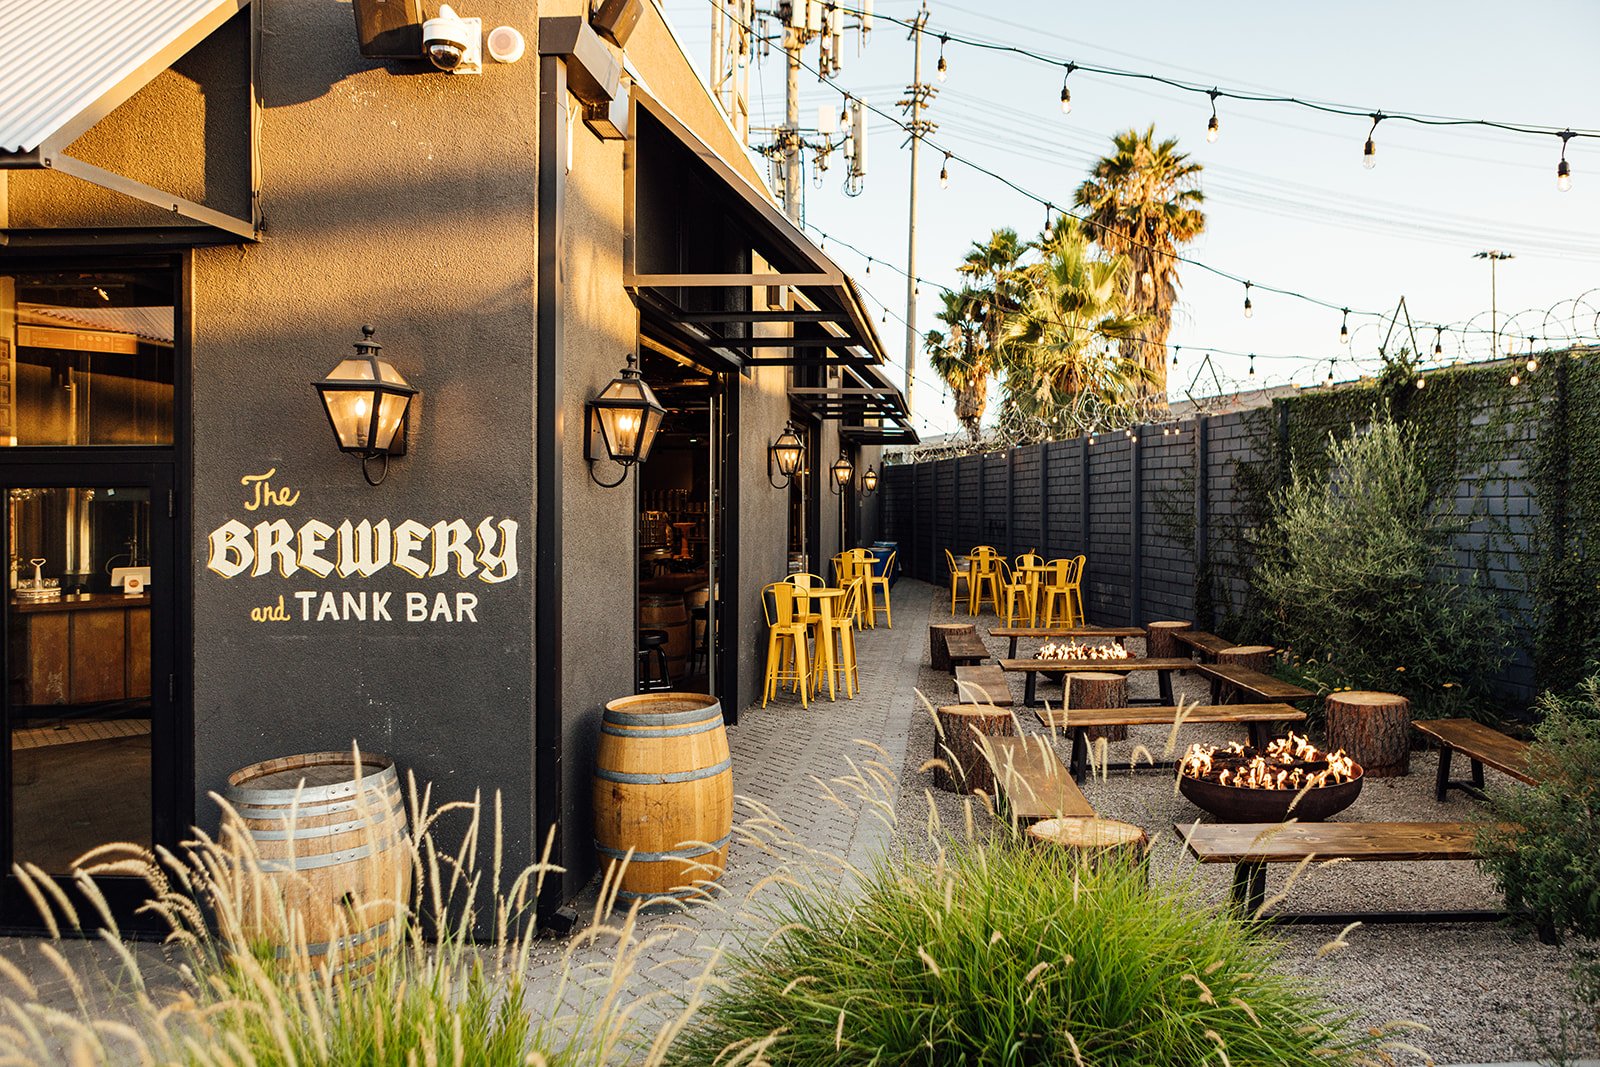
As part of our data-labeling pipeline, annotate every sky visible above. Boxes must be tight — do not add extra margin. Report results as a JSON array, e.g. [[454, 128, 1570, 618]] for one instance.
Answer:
[[656, 0, 1600, 440]]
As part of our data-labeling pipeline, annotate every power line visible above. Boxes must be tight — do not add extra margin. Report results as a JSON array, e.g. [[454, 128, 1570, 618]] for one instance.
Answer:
[[829, 4, 1599, 145], [710, 0, 1537, 341]]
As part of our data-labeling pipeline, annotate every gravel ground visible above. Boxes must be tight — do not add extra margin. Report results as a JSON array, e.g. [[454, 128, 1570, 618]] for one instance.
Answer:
[[895, 613, 1599, 1066]]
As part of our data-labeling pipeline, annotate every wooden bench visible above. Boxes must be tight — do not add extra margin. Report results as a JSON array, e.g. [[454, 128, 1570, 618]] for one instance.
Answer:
[[1195, 662, 1314, 705], [1413, 718, 1536, 802], [987, 735, 1095, 824], [1038, 703, 1306, 781], [942, 630, 992, 672], [1176, 820, 1498, 923], [989, 626, 1144, 659], [954, 664, 1013, 707], [1000, 657, 1192, 707], [1172, 630, 1236, 662]]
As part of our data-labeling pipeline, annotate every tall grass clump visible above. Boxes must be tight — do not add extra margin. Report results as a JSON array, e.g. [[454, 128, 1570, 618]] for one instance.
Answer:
[[666, 839, 1390, 1066], [0, 750, 698, 1066], [1255, 409, 1509, 721]]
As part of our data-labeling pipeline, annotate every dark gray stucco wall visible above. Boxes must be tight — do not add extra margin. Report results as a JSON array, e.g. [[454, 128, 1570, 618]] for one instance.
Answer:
[[11, 1, 542, 866]]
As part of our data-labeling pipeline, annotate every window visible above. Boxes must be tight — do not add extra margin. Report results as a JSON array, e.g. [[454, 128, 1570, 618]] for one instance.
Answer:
[[0, 267, 175, 447]]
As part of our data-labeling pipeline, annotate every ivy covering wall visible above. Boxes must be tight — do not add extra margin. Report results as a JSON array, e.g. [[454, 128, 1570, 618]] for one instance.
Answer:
[[1237, 348, 1600, 701]]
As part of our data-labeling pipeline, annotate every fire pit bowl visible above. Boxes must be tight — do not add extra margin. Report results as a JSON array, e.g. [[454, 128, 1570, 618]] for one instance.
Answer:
[[1179, 760, 1364, 822]]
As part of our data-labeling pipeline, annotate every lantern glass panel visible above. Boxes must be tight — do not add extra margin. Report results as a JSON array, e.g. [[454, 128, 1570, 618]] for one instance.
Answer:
[[320, 387, 381, 451], [374, 391, 410, 451]]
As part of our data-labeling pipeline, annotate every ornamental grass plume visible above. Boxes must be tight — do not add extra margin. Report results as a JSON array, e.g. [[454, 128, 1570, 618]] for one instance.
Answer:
[[0, 746, 706, 1067]]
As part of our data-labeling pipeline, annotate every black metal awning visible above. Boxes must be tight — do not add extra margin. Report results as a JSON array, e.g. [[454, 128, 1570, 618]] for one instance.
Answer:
[[624, 89, 916, 443]]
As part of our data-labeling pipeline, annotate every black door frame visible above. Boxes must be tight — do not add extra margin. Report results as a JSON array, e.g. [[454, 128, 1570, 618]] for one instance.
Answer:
[[0, 250, 193, 934]]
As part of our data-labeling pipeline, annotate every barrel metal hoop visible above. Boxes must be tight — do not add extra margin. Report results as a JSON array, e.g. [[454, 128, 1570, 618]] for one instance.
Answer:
[[273, 919, 396, 959], [615, 886, 717, 902], [595, 833, 732, 863], [242, 808, 404, 842], [600, 717, 724, 739], [593, 757, 732, 786], [254, 833, 403, 872], [603, 706, 720, 727], [229, 786, 403, 821], [226, 763, 398, 805]]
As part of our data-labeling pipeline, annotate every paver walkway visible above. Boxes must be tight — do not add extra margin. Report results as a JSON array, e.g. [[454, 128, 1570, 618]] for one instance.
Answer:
[[528, 578, 932, 1026]]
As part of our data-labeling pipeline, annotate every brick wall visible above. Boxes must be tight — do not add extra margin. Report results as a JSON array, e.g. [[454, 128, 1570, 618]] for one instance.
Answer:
[[882, 401, 1539, 702]]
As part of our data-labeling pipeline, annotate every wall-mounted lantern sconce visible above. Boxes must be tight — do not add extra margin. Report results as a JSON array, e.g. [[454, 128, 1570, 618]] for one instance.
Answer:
[[313, 325, 419, 487], [862, 465, 879, 494], [585, 354, 665, 487], [768, 421, 806, 489], [829, 452, 855, 495]]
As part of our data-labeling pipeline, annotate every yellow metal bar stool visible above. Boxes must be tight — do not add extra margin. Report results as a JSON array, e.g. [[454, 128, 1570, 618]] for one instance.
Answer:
[[866, 550, 895, 628], [944, 549, 972, 615], [813, 580, 862, 698], [761, 582, 811, 707]]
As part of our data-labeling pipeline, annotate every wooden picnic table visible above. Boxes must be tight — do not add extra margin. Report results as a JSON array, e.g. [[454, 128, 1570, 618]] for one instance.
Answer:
[[989, 626, 1145, 658], [999, 656, 1192, 707]]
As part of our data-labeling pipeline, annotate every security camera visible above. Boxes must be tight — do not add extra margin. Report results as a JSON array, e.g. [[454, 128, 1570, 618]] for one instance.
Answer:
[[422, 4, 481, 74]]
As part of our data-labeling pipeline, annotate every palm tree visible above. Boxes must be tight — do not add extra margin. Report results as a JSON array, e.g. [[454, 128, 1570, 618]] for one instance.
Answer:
[[997, 217, 1150, 438], [924, 229, 1025, 441], [925, 287, 989, 441], [1074, 126, 1205, 400]]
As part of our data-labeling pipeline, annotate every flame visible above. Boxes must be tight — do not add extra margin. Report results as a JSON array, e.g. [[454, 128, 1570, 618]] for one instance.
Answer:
[[1034, 640, 1133, 662], [1178, 732, 1356, 790]]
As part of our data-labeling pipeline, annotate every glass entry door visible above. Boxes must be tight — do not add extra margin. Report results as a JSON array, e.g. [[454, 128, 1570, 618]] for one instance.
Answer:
[[1, 463, 176, 928]]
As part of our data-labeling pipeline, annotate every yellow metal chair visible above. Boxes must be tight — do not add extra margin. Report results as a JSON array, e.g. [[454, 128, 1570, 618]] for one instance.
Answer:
[[761, 582, 811, 708], [783, 573, 827, 629], [850, 548, 879, 627], [1013, 551, 1043, 622], [944, 549, 972, 615], [865, 550, 895, 628], [1067, 554, 1087, 627], [1039, 558, 1078, 628], [968, 546, 1003, 616], [813, 579, 862, 699], [997, 559, 1036, 627]]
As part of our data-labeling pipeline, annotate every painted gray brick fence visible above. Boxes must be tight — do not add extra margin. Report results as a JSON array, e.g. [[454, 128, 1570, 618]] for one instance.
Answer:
[[880, 406, 1536, 702]]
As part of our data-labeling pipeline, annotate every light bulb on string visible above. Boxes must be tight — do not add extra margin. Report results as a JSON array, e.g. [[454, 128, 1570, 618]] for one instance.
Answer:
[[939, 152, 950, 189], [1557, 130, 1574, 192], [1433, 327, 1443, 357], [1510, 372, 1522, 387], [1415, 375, 1427, 389], [1247, 353, 1256, 376], [1526, 338, 1538, 372], [1206, 89, 1220, 143], [1242, 281, 1253, 319], [1327, 361, 1335, 383], [865, 258, 872, 275], [1172, 345, 1180, 367], [936, 36, 948, 80], [1339, 308, 1350, 344], [1059, 63, 1075, 114], [1362, 113, 1383, 169]]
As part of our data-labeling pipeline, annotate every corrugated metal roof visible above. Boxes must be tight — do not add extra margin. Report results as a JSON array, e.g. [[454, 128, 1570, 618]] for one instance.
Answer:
[[0, 0, 248, 155], [20, 304, 175, 344]]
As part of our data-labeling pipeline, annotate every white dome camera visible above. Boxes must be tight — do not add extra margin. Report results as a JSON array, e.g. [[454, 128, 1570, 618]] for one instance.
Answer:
[[422, 5, 481, 74]]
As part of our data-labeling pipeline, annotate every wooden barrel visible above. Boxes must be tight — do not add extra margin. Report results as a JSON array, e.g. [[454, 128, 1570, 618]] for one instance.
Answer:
[[639, 594, 691, 679], [593, 693, 733, 903], [223, 752, 411, 979]]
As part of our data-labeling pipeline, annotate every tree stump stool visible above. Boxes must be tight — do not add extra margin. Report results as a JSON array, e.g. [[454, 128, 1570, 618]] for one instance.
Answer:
[[1067, 671, 1127, 743], [1144, 620, 1193, 659], [929, 623, 975, 673], [1212, 645, 1274, 702], [932, 704, 1017, 794], [1324, 691, 1411, 777], [1026, 817, 1150, 874]]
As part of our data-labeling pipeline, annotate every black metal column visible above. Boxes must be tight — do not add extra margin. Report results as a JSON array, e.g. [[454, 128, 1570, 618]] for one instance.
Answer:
[[1129, 428, 1142, 627], [534, 54, 568, 922], [1039, 442, 1050, 558]]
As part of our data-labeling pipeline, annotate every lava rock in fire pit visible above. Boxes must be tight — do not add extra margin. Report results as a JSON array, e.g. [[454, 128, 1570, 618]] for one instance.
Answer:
[[1033, 640, 1133, 662], [1177, 734, 1364, 822]]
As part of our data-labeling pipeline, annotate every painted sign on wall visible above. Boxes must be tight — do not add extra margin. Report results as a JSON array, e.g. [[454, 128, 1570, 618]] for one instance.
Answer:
[[206, 469, 519, 624]]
